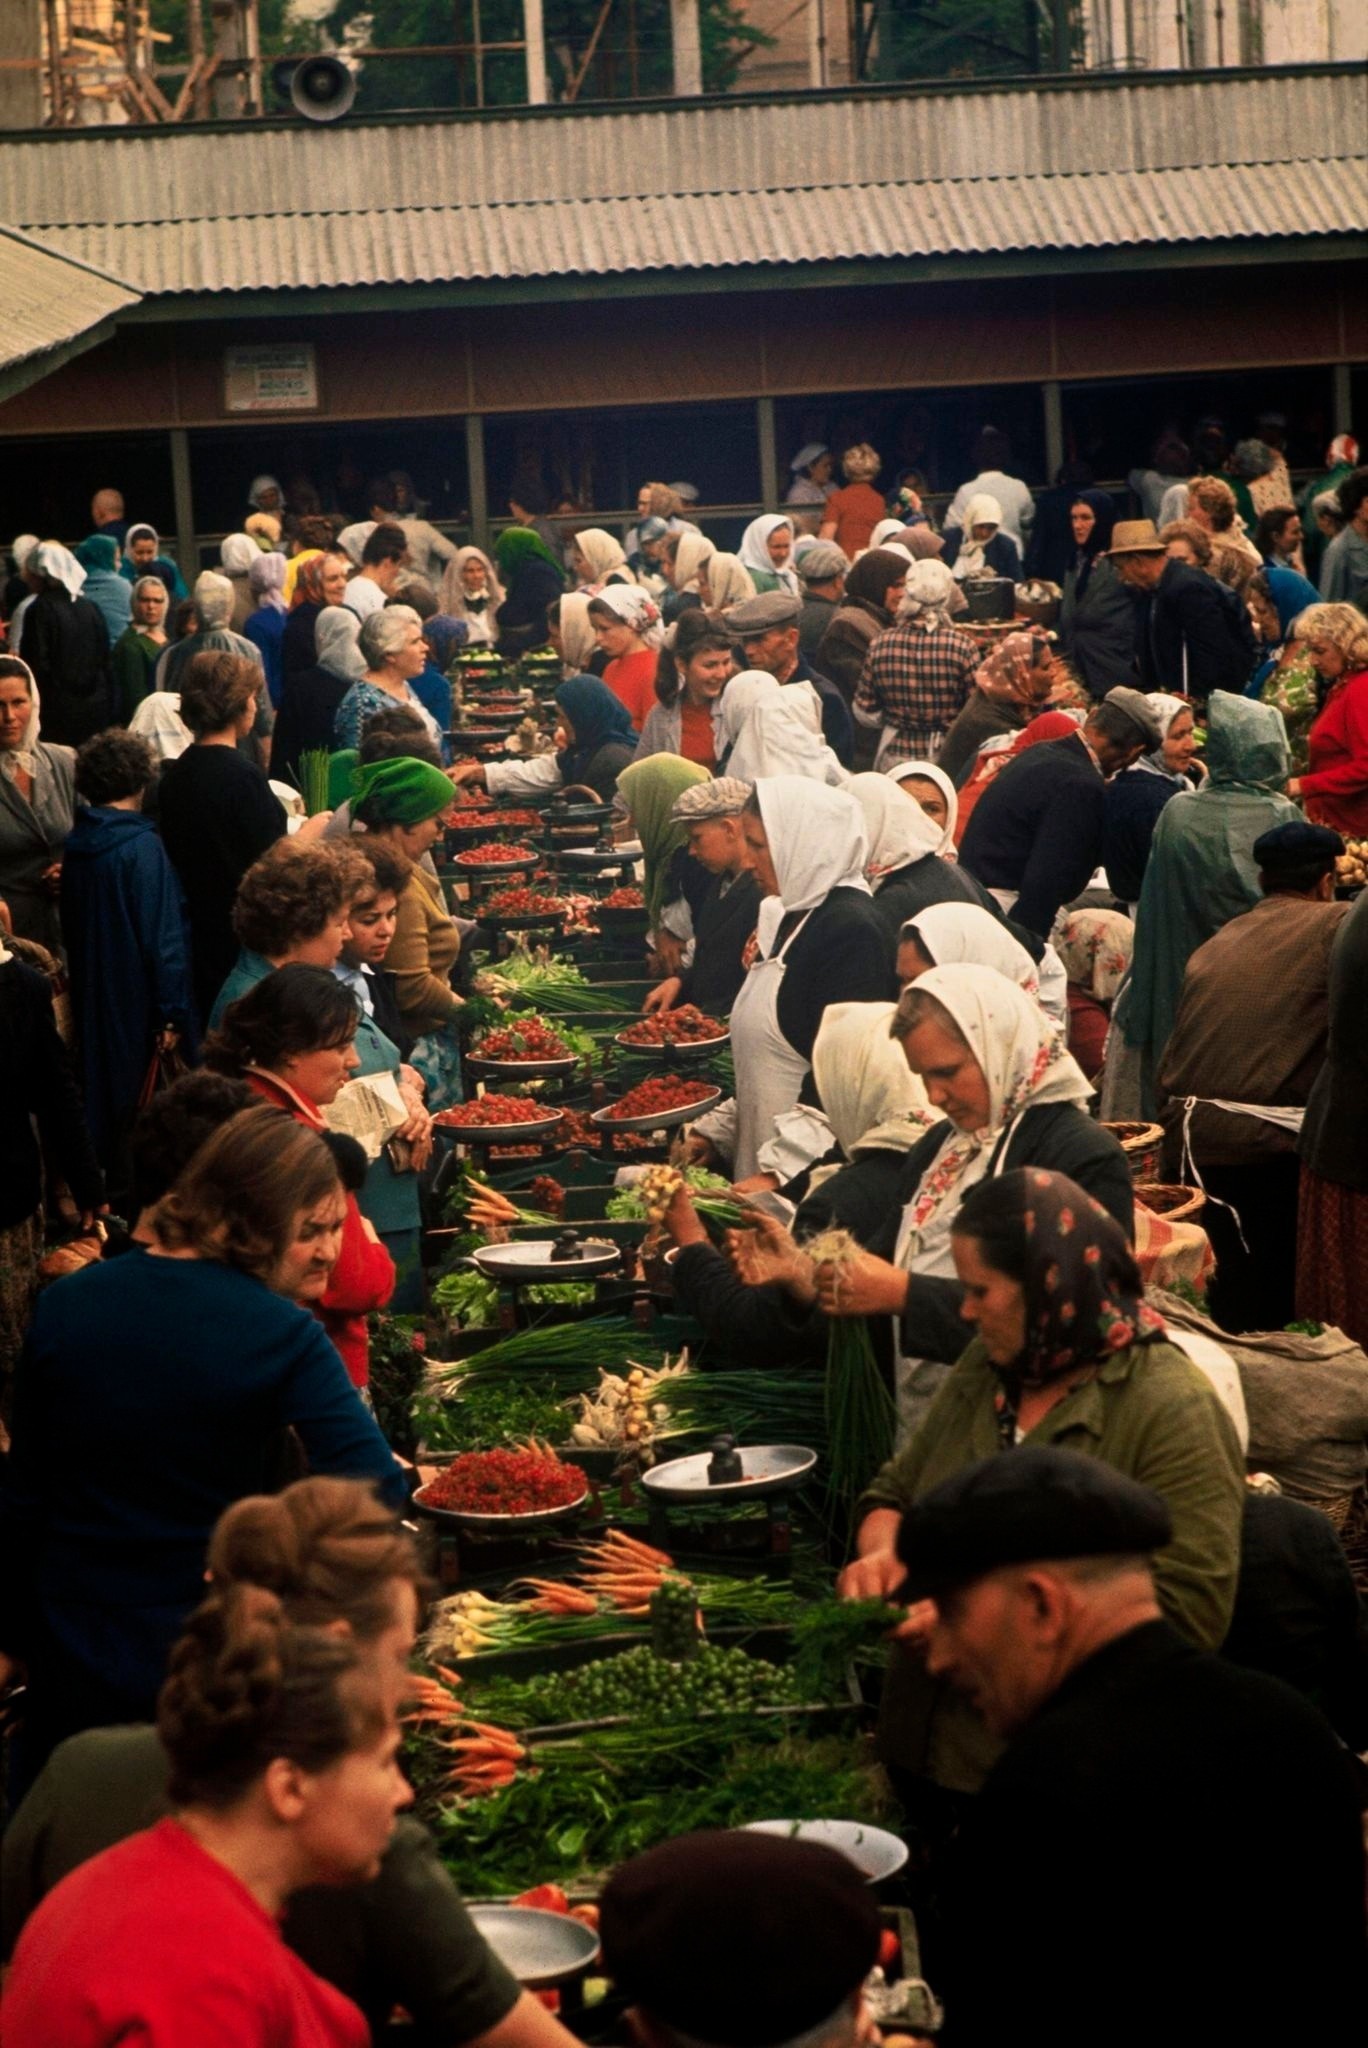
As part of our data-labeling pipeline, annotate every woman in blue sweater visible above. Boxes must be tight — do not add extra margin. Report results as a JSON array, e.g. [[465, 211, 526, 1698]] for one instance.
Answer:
[[0, 1104, 405, 1796]]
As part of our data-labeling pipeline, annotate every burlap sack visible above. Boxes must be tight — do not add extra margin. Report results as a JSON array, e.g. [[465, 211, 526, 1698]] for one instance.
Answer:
[[1150, 1290, 1368, 1501]]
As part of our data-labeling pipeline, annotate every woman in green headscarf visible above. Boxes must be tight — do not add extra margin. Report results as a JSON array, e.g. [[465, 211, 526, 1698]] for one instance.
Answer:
[[494, 526, 568, 657], [1114, 691, 1299, 1117], [616, 756, 709, 978], [352, 754, 465, 1106]]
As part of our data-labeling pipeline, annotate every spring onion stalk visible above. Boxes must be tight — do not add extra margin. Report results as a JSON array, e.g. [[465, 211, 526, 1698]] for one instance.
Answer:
[[299, 749, 332, 817], [804, 1228, 897, 1524], [431, 1318, 666, 1391]]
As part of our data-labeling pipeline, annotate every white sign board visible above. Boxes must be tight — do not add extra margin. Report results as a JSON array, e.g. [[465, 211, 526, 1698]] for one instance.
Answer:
[[224, 344, 319, 414]]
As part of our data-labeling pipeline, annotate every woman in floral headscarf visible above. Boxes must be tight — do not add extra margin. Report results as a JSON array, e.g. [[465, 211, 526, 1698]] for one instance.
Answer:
[[587, 586, 664, 731], [936, 629, 1054, 786], [842, 1164, 1245, 1794], [811, 964, 1130, 1441]]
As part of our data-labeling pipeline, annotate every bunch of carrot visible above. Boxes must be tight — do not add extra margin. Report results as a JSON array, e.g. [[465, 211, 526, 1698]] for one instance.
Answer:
[[513, 1529, 679, 1619], [403, 1669, 529, 1797]]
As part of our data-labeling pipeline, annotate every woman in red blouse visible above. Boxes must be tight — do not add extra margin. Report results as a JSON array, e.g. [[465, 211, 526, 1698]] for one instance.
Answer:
[[635, 612, 734, 767], [3, 1582, 408, 2048], [587, 586, 664, 730], [205, 965, 394, 1385], [1290, 602, 1368, 836]]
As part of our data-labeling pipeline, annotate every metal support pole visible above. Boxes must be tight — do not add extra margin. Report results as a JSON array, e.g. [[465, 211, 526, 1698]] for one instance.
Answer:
[[523, 0, 548, 102], [670, 0, 702, 96], [1043, 380, 1064, 483], [465, 412, 489, 551], [756, 395, 777, 513], [807, 0, 829, 87], [170, 427, 196, 580], [1332, 362, 1352, 431]]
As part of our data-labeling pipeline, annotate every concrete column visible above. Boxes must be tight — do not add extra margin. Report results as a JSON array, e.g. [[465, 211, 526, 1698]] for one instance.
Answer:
[[1042, 379, 1064, 484], [807, 0, 829, 87], [756, 395, 777, 512], [671, 0, 703, 97], [1332, 362, 1353, 432], [523, 0, 548, 104], [170, 428, 197, 580], [465, 413, 489, 550]]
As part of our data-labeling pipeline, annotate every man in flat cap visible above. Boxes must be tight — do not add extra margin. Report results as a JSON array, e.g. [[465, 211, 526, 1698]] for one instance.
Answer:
[[721, 590, 854, 769], [641, 777, 761, 1018], [898, 1448, 1368, 2046], [957, 689, 1159, 937], [795, 543, 848, 668], [1108, 517, 1257, 702], [1155, 817, 1347, 1329], [600, 1830, 884, 2048]]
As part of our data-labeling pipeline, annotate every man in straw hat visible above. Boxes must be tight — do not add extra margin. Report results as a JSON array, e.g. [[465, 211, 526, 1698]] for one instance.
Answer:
[[1108, 518, 1256, 702]]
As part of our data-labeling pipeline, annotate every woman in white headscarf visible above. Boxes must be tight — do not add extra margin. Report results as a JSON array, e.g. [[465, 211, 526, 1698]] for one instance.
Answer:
[[716, 670, 847, 787], [942, 492, 1023, 583], [811, 964, 1129, 1437], [570, 528, 636, 593], [737, 515, 801, 598], [219, 532, 259, 631], [848, 770, 1007, 942], [666, 529, 716, 608], [854, 560, 980, 772], [550, 591, 599, 678], [438, 545, 505, 644], [247, 475, 284, 515], [668, 1000, 936, 1365], [587, 584, 665, 731], [882, 756, 959, 855], [1102, 691, 1201, 912], [898, 900, 1067, 1024], [18, 545, 113, 750], [0, 657, 76, 951], [698, 551, 756, 612], [688, 776, 891, 1180]]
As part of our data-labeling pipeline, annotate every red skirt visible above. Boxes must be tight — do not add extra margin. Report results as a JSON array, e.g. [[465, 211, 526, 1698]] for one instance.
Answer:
[[1296, 1165, 1368, 1349]]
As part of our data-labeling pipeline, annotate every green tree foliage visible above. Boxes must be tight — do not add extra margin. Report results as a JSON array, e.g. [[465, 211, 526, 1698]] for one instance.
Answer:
[[320, 0, 772, 108]]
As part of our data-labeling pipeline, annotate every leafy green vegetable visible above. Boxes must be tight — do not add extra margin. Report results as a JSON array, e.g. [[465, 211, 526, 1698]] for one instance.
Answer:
[[413, 1379, 570, 1453], [789, 1596, 904, 1702], [431, 1266, 500, 1329]]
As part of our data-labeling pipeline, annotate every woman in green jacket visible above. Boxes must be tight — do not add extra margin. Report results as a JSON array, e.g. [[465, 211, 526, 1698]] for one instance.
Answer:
[[837, 1167, 1245, 1797]]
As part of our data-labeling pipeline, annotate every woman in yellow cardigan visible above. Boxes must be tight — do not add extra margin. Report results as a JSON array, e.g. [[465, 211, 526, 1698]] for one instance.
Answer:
[[351, 755, 464, 1106]]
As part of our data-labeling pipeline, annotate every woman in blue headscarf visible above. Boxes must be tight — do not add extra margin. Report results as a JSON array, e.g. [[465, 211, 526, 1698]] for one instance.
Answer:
[[73, 536, 132, 648], [1245, 564, 1321, 775], [452, 673, 636, 806], [1057, 489, 1136, 699]]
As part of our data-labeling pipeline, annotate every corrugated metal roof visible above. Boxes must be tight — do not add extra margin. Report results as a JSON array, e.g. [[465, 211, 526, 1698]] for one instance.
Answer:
[[32, 159, 1367, 293], [0, 68, 1361, 298], [0, 225, 141, 377]]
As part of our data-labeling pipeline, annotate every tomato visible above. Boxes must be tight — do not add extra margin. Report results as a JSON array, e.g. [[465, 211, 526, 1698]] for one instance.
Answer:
[[515, 1884, 571, 1915], [878, 1927, 901, 1973]]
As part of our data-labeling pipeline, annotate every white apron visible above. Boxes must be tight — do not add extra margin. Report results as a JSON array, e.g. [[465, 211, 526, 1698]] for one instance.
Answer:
[[728, 911, 814, 1182]]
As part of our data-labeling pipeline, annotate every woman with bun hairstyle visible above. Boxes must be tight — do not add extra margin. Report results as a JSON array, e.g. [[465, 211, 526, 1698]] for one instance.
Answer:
[[0, 1106, 404, 1794], [3, 1476, 580, 2048], [3, 1582, 404, 2046]]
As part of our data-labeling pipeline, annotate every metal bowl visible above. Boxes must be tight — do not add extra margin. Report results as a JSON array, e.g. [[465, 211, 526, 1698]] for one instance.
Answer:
[[545, 800, 616, 827], [552, 844, 638, 869], [450, 726, 517, 749], [411, 1482, 588, 1535], [455, 849, 542, 876], [640, 1442, 817, 1503], [465, 1052, 580, 1082], [589, 1083, 722, 1134], [739, 1820, 908, 1884], [467, 1905, 600, 1988], [475, 905, 570, 931], [469, 1238, 621, 1283], [433, 1107, 566, 1146], [614, 1026, 729, 1058]]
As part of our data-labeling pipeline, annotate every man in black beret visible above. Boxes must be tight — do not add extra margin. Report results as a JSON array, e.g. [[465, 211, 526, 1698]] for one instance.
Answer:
[[721, 590, 853, 768], [600, 1830, 882, 2048], [898, 1449, 1368, 2047], [1155, 815, 1347, 1330]]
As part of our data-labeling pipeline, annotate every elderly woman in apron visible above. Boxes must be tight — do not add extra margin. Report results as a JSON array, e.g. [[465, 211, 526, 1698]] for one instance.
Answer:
[[811, 963, 1131, 1440], [688, 776, 892, 1183]]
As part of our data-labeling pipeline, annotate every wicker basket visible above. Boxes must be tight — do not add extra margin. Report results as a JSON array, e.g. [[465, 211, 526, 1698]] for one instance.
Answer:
[[1135, 1181, 1206, 1224], [1102, 1120, 1164, 1182]]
